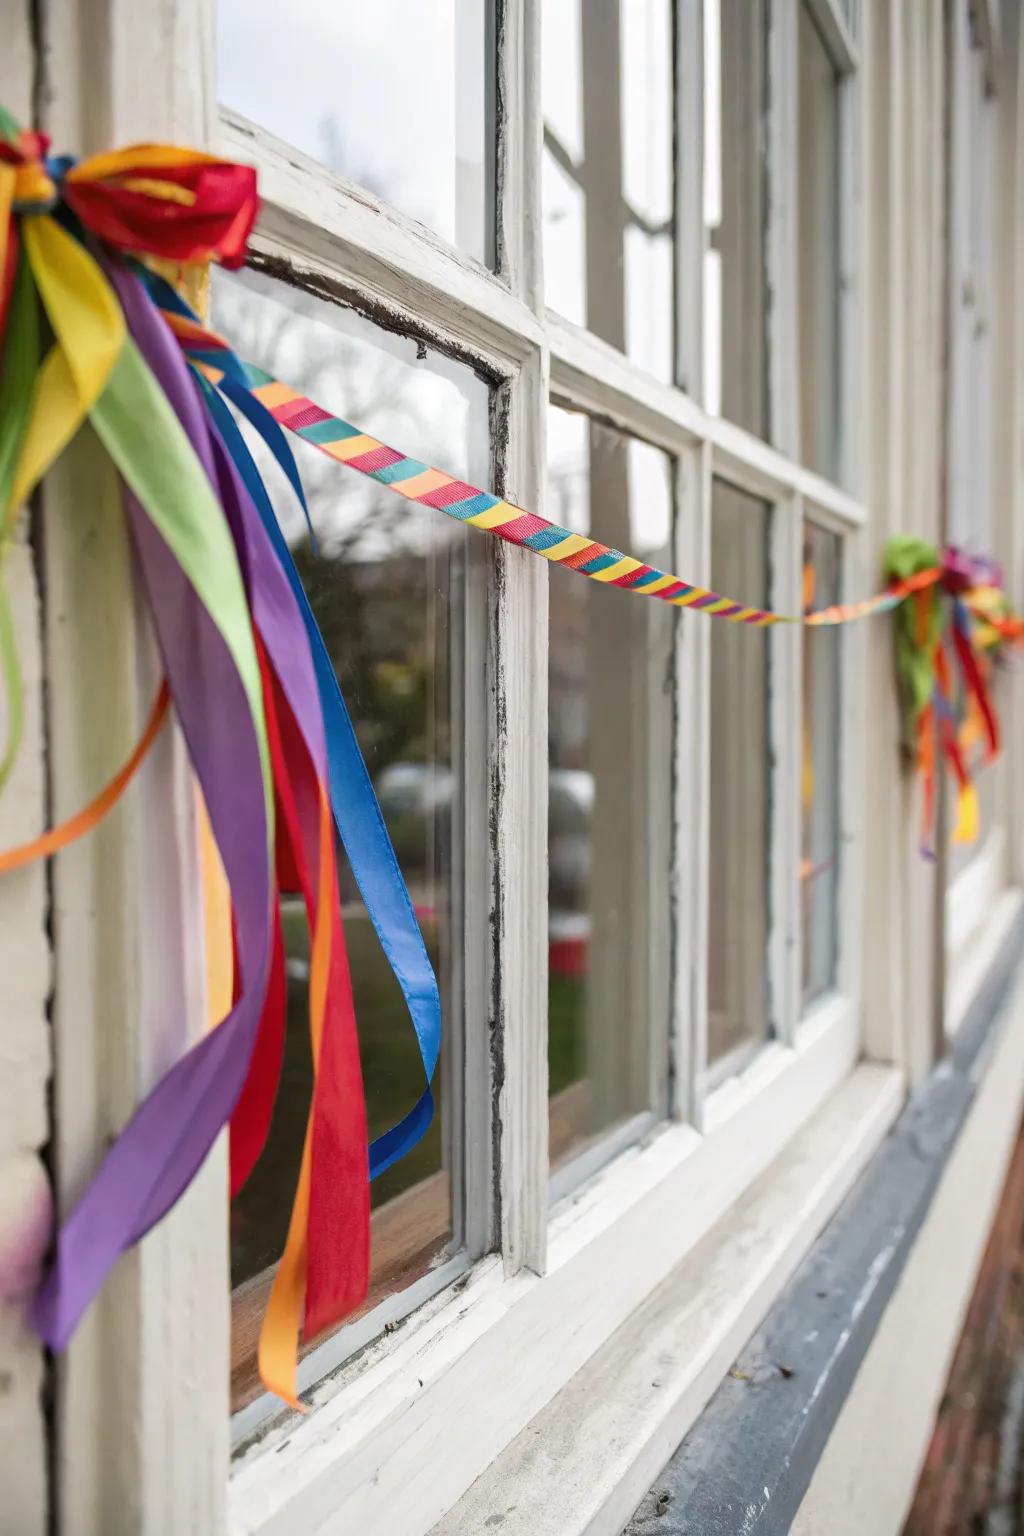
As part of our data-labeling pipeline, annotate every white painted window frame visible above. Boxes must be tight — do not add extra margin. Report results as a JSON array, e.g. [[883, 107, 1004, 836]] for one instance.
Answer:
[[37, 0, 873, 1530], [944, 0, 1012, 1013], [218, 0, 867, 1509]]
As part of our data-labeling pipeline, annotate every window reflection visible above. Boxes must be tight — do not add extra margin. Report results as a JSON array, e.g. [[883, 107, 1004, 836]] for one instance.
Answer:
[[218, 0, 493, 263], [713, 0, 768, 437], [798, 2, 841, 479], [707, 481, 771, 1067], [213, 268, 488, 1406], [802, 525, 841, 1007], [542, 0, 674, 380], [547, 406, 673, 1174]]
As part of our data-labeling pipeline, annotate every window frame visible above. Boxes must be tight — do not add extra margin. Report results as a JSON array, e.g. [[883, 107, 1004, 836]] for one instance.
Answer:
[[44, 0, 872, 1527], [943, 0, 1012, 1025], [221, 0, 866, 1463]]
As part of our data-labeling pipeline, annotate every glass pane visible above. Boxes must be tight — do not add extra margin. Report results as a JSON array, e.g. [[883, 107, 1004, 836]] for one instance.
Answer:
[[542, 0, 674, 380], [714, 0, 768, 436], [707, 481, 771, 1067], [213, 268, 488, 1406], [802, 524, 841, 1007], [218, 0, 493, 264], [547, 406, 673, 1173], [798, 2, 841, 479]]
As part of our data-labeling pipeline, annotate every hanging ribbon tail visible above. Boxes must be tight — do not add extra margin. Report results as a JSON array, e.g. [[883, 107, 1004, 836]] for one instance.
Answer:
[[255, 640, 369, 1387], [143, 277, 440, 1183], [934, 636, 979, 848], [30, 279, 274, 1346], [952, 597, 1000, 761], [138, 268, 319, 553], [108, 257, 370, 1399], [230, 886, 286, 1198], [917, 701, 937, 860], [194, 372, 441, 1181]]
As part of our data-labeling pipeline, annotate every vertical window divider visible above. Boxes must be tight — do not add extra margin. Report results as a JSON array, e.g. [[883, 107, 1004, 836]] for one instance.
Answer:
[[835, 518, 866, 1012], [676, 0, 707, 398], [490, 0, 550, 1276], [836, 20, 863, 495], [767, 0, 801, 459], [674, 439, 713, 1128], [770, 492, 805, 1046]]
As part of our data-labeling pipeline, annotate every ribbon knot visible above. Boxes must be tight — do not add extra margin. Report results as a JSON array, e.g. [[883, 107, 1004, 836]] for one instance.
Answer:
[[0, 130, 58, 215], [2, 123, 258, 269]]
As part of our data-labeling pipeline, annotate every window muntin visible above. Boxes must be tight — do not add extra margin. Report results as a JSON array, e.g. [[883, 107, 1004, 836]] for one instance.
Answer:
[[947, 5, 1002, 887], [707, 479, 772, 1068], [546, 406, 673, 1176], [217, 0, 494, 263], [213, 267, 490, 1408], [797, 1, 842, 479], [712, 0, 769, 435], [212, 0, 865, 1450], [542, 0, 675, 380], [801, 523, 841, 1008]]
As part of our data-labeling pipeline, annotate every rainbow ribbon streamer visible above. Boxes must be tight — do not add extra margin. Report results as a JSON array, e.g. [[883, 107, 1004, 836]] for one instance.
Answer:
[[182, 343, 931, 630], [177, 321, 1021, 858]]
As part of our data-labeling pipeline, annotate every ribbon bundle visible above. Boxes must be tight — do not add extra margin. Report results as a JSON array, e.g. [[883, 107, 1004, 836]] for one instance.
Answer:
[[0, 113, 1021, 1409], [885, 536, 1022, 853], [0, 112, 444, 1407]]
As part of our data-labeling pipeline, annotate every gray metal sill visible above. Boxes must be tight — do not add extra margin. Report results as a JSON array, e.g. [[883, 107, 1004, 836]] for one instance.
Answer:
[[623, 909, 1024, 1536]]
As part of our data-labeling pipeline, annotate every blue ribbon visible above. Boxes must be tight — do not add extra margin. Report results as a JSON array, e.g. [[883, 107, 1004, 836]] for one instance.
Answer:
[[145, 268, 442, 1181]]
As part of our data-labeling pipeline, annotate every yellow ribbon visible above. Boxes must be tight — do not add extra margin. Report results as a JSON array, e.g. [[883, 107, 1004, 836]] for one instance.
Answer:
[[8, 217, 124, 521]]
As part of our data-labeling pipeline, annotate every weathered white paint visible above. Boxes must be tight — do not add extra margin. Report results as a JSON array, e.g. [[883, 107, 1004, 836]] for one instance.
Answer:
[[0, 537, 51, 1536], [491, 0, 550, 1276], [229, 1001, 858, 1535], [3, 0, 1015, 1531], [858, 0, 947, 1081], [38, 2, 229, 1531], [792, 967, 1024, 1536], [435, 1063, 903, 1536], [218, 110, 544, 368], [0, 23, 50, 1536]]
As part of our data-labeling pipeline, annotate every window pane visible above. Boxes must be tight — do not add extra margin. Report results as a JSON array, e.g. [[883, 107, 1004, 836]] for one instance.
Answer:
[[547, 406, 673, 1174], [213, 268, 488, 1406], [714, 0, 768, 436], [542, 0, 674, 380], [218, 0, 493, 263], [802, 524, 841, 1007], [798, 2, 841, 478], [707, 481, 771, 1067]]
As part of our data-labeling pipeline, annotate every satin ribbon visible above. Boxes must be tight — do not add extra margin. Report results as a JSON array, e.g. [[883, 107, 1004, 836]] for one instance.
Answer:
[[24, 219, 276, 1352], [0, 116, 371, 1404], [108, 258, 368, 1402], [141, 266, 441, 1180]]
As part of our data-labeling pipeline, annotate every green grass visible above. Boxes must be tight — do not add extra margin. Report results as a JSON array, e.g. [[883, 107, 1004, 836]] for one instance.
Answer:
[[231, 910, 589, 1287], [231, 905, 446, 1287], [548, 973, 584, 1097]]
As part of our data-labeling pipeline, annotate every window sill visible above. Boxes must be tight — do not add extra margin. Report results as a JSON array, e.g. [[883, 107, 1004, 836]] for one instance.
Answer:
[[436, 1062, 902, 1536], [229, 999, 860, 1535], [947, 883, 1022, 1037]]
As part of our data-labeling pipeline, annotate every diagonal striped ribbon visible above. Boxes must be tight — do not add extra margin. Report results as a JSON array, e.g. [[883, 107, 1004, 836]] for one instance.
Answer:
[[168, 319, 942, 630]]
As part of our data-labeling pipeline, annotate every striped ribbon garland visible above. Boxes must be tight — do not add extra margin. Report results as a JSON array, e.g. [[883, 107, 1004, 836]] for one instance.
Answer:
[[164, 313, 941, 630]]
